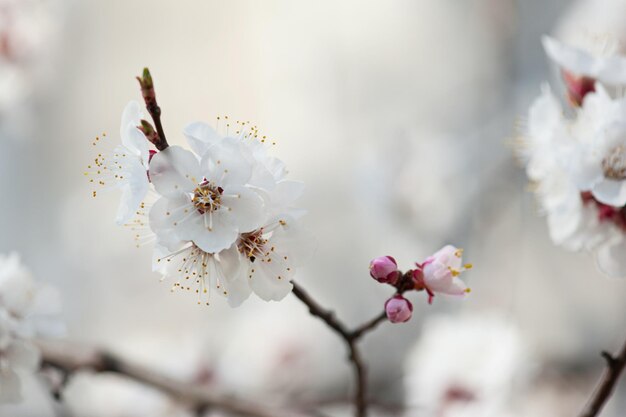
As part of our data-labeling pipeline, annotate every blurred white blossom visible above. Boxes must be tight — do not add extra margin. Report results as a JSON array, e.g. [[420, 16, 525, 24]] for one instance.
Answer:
[[0, 0, 62, 136], [522, 82, 626, 277], [0, 253, 61, 403], [404, 313, 528, 417], [212, 302, 346, 405], [63, 372, 192, 417]]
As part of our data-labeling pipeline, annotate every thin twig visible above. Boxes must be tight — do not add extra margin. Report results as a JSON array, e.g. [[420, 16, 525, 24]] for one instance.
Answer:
[[350, 312, 387, 341], [136, 68, 169, 151], [38, 340, 309, 417], [291, 281, 387, 417], [579, 336, 626, 417]]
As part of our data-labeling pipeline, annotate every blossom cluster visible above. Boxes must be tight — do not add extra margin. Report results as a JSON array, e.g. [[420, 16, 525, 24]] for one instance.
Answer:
[[88, 90, 313, 307], [369, 245, 472, 323], [0, 253, 61, 403], [521, 35, 626, 277]]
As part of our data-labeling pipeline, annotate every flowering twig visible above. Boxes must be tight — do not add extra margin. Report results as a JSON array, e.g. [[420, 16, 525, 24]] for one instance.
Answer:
[[136, 68, 169, 151], [37, 340, 309, 417], [579, 336, 626, 417], [291, 281, 387, 417]]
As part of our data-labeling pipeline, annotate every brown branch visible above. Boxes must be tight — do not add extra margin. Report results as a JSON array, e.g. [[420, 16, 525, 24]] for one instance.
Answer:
[[38, 340, 309, 417], [579, 336, 626, 417], [136, 68, 169, 151], [350, 312, 387, 341], [291, 281, 387, 417]]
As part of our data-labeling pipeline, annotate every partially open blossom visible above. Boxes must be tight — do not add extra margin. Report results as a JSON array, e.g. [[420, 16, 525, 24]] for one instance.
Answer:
[[369, 256, 400, 284], [414, 245, 471, 304], [86, 101, 152, 225], [384, 295, 413, 323]]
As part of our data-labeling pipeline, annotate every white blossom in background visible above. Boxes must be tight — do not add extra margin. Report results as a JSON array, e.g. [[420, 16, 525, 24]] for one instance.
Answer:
[[0, 0, 62, 136], [63, 372, 192, 417], [0, 253, 62, 403], [213, 303, 345, 405], [404, 314, 528, 417], [522, 41, 626, 277]]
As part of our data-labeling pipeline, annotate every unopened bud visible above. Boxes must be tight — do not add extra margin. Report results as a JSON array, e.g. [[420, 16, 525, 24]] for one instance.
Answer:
[[136, 67, 156, 103], [384, 295, 413, 323], [139, 119, 159, 145], [369, 256, 400, 284]]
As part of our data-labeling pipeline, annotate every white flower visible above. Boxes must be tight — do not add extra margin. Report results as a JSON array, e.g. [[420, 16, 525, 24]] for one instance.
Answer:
[[86, 101, 151, 225], [0, 253, 62, 404], [522, 86, 626, 277], [235, 216, 315, 302], [567, 85, 626, 206], [153, 214, 314, 306], [152, 242, 251, 308], [149, 142, 265, 254], [404, 314, 528, 417], [543, 35, 626, 85], [183, 119, 305, 223], [183, 119, 287, 188]]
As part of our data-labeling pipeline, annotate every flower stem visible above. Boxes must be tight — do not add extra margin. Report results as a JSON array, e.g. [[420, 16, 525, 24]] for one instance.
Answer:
[[291, 281, 388, 417], [579, 335, 626, 417]]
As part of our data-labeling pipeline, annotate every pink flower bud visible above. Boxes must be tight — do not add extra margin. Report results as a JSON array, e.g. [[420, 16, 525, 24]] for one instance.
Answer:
[[369, 256, 400, 284], [384, 295, 413, 323]]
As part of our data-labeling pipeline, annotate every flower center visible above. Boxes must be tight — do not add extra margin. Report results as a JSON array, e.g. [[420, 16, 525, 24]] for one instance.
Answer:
[[602, 145, 626, 180], [237, 229, 267, 262], [192, 182, 223, 214]]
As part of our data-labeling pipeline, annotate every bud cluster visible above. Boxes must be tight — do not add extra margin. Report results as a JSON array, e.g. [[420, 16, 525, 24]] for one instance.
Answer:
[[369, 245, 472, 324]]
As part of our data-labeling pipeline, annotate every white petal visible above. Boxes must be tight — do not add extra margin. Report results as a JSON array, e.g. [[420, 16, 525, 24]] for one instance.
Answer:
[[220, 185, 264, 232], [432, 245, 462, 270], [164, 196, 205, 243], [119, 101, 142, 143], [115, 159, 150, 225], [270, 217, 315, 266], [248, 252, 295, 301], [0, 368, 20, 403], [596, 237, 626, 278], [595, 54, 626, 85], [149, 146, 201, 198], [200, 139, 252, 187], [123, 125, 151, 166], [542, 36, 596, 77], [567, 147, 603, 191], [148, 198, 183, 250], [592, 179, 626, 206], [184, 122, 222, 156], [217, 246, 251, 307], [192, 210, 239, 253]]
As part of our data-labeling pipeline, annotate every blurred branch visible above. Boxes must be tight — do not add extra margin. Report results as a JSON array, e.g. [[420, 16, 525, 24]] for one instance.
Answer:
[[291, 281, 388, 417], [38, 340, 310, 417], [136, 67, 169, 151], [579, 336, 626, 417]]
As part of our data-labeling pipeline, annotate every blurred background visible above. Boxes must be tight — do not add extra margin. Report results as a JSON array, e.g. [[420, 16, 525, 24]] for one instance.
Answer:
[[1, 0, 626, 416]]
